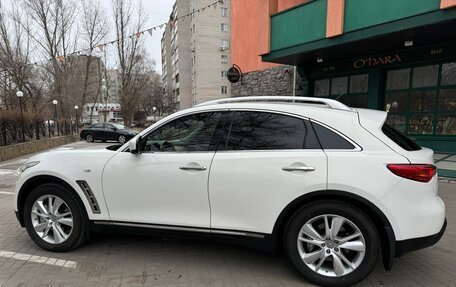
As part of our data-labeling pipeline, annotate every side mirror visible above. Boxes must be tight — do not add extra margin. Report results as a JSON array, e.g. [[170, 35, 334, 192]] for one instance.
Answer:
[[111, 127, 117, 131], [128, 136, 141, 154]]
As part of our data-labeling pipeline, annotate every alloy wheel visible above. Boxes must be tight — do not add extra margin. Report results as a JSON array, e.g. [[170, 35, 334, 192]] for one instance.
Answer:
[[30, 195, 73, 244], [297, 214, 366, 277], [118, 135, 126, 144], [86, 135, 93, 142]]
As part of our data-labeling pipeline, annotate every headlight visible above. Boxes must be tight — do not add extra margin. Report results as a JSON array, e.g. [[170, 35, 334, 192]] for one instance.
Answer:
[[17, 161, 40, 175]]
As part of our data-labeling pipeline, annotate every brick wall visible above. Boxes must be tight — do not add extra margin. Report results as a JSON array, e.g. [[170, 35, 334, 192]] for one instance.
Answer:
[[231, 65, 301, 97]]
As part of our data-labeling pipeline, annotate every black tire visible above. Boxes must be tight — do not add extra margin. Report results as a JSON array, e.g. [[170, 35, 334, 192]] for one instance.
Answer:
[[118, 135, 126, 144], [85, 134, 94, 142], [284, 201, 379, 287], [23, 183, 90, 252]]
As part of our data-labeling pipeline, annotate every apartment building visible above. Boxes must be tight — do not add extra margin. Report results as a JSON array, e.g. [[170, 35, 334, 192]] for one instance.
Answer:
[[161, 0, 231, 110]]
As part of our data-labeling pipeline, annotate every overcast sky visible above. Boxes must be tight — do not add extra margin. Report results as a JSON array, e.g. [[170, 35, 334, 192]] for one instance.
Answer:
[[99, 0, 175, 73], [3, 0, 175, 74]]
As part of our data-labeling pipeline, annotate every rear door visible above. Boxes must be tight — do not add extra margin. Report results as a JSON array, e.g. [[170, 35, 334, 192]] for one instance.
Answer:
[[208, 111, 327, 234]]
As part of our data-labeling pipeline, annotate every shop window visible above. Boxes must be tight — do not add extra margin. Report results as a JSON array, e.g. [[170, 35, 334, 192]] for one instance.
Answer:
[[349, 74, 368, 93], [314, 79, 329, 97], [436, 115, 456, 135], [385, 92, 407, 112], [314, 75, 368, 108], [412, 65, 439, 88], [408, 114, 434, 135], [409, 91, 436, 112], [439, 89, 456, 112], [385, 62, 456, 138], [330, 77, 348, 96], [441, 63, 456, 86], [386, 69, 410, 90]]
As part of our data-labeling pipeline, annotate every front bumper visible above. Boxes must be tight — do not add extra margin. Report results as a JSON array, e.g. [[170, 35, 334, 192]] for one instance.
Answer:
[[395, 218, 447, 257]]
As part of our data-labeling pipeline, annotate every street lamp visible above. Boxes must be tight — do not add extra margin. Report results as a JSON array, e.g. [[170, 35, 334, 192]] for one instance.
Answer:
[[52, 99, 59, 136], [74, 105, 79, 133], [152, 106, 157, 122], [16, 91, 25, 142]]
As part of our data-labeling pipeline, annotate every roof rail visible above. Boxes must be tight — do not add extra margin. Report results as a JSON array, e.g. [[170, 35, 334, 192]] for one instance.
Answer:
[[196, 96, 352, 111]]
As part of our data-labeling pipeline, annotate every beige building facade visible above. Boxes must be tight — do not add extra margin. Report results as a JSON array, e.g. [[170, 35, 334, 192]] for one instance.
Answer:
[[161, 0, 231, 110]]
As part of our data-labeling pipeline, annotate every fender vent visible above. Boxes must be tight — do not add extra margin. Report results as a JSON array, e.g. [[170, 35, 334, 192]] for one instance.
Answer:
[[76, 180, 101, 214]]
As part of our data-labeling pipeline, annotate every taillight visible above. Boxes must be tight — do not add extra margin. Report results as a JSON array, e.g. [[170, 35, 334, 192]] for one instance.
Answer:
[[387, 164, 436, 183]]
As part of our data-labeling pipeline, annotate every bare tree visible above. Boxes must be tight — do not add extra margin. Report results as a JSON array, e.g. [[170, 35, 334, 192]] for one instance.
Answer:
[[78, 0, 108, 111], [21, 0, 78, 118], [0, 1, 47, 113], [112, 0, 148, 125]]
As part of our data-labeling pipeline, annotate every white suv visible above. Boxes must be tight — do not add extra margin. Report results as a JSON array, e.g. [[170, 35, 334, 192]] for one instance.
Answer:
[[14, 97, 446, 287]]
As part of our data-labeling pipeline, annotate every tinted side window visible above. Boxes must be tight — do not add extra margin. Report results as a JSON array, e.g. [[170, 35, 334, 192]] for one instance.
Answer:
[[142, 112, 221, 152], [311, 122, 355, 149], [226, 111, 320, 150], [92, 124, 104, 129], [382, 123, 421, 151]]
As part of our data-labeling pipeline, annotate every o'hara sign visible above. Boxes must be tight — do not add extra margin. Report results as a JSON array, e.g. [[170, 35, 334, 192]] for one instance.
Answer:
[[353, 54, 402, 69]]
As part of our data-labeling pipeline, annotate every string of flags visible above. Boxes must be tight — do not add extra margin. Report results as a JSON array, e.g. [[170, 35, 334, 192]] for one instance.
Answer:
[[29, 0, 225, 65]]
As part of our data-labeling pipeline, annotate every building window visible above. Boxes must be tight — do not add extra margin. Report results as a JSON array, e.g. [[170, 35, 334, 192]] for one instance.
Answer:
[[221, 86, 228, 94], [221, 39, 229, 49], [175, 73, 179, 83], [221, 23, 228, 32], [221, 7, 228, 17], [221, 71, 227, 78], [221, 55, 228, 64]]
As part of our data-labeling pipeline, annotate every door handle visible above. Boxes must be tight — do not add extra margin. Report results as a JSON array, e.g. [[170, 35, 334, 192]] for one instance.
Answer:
[[282, 166, 315, 172], [179, 166, 207, 171]]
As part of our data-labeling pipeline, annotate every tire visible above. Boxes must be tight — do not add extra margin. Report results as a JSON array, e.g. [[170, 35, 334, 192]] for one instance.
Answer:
[[284, 201, 379, 287], [118, 135, 126, 144], [23, 183, 90, 252], [85, 134, 94, 142]]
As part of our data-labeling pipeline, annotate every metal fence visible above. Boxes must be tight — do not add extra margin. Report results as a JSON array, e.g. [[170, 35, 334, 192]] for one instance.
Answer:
[[0, 120, 78, 146]]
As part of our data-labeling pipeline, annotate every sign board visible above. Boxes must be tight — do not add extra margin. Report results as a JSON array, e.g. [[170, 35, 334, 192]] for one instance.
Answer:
[[227, 65, 242, 83]]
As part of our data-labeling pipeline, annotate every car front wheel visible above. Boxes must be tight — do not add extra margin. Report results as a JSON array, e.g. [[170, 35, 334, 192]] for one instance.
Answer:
[[85, 134, 94, 142], [118, 135, 126, 144], [284, 201, 379, 287], [23, 183, 89, 251]]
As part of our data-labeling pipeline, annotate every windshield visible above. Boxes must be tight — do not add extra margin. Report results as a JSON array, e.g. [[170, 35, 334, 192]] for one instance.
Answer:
[[112, 123, 127, 129]]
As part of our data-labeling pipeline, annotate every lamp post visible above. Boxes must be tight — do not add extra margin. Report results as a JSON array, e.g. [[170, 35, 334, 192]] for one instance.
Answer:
[[152, 106, 157, 123], [74, 105, 79, 133], [16, 91, 25, 142], [102, 78, 107, 122], [52, 99, 59, 136]]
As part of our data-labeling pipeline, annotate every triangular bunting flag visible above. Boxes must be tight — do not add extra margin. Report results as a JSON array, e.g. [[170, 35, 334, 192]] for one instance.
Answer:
[[147, 29, 153, 36]]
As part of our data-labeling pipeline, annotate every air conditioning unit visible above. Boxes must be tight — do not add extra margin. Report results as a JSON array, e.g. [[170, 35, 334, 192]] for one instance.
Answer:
[[220, 46, 226, 51]]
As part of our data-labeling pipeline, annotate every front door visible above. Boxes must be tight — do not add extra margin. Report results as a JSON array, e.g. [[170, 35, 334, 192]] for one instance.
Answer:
[[102, 111, 222, 228]]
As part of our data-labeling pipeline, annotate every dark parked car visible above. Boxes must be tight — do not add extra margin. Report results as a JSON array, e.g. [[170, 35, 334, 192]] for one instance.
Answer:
[[80, 123, 138, 144]]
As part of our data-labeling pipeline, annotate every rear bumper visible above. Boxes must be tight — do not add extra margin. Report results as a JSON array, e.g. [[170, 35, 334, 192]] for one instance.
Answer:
[[395, 218, 447, 257]]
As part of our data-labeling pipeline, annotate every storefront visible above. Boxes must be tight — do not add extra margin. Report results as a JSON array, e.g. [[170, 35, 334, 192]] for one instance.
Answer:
[[262, 0, 456, 152]]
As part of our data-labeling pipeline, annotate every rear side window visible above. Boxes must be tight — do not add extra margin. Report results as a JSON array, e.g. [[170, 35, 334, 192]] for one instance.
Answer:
[[382, 123, 421, 151], [311, 122, 356, 149], [225, 111, 320, 150]]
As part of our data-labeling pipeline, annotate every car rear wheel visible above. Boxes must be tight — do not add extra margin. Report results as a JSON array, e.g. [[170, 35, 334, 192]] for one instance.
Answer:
[[284, 201, 379, 287], [23, 183, 89, 251], [85, 134, 94, 142], [118, 135, 126, 144]]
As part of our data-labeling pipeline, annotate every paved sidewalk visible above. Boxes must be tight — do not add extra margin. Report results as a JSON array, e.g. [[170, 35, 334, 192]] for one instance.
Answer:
[[0, 142, 454, 286], [435, 153, 456, 178]]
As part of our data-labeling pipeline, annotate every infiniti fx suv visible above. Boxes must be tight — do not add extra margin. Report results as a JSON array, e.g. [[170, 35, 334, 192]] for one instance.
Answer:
[[14, 96, 446, 287]]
